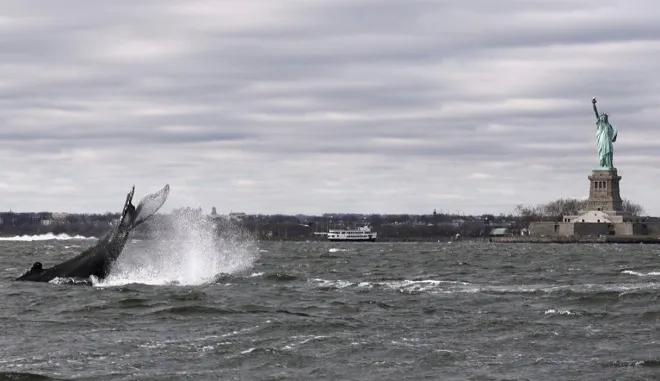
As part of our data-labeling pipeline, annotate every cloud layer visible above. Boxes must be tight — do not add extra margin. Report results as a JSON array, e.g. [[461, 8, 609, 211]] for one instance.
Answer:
[[1, 0, 660, 215]]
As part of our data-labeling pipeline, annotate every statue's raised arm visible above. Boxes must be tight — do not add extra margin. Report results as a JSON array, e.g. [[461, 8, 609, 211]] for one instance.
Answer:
[[592, 97, 599, 120]]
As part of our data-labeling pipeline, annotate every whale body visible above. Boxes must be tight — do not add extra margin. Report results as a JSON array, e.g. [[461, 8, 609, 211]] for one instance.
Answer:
[[15, 184, 170, 283]]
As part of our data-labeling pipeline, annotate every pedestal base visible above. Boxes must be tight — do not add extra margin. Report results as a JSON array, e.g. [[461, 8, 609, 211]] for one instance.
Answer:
[[586, 168, 623, 214]]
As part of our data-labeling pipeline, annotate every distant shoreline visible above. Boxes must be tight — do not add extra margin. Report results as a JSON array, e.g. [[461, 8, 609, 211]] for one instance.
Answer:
[[0, 232, 487, 243], [5, 232, 658, 244], [490, 235, 660, 244]]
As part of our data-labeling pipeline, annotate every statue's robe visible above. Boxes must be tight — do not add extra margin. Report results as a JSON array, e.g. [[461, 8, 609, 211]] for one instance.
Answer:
[[596, 118, 617, 168]]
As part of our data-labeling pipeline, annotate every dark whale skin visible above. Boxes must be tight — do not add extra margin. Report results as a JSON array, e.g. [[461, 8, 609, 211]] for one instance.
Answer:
[[15, 184, 169, 283]]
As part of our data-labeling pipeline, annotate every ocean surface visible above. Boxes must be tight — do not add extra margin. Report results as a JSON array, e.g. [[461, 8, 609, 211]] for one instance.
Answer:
[[1, 234, 659, 380]]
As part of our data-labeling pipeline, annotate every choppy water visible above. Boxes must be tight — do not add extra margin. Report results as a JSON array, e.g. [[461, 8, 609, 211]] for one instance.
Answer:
[[1, 239, 659, 380]]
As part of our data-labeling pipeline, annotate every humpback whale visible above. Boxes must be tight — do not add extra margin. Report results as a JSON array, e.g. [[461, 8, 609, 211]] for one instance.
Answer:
[[15, 184, 170, 283]]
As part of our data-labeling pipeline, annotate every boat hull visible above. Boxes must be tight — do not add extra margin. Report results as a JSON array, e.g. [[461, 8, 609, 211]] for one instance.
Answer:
[[327, 238, 377, 242]]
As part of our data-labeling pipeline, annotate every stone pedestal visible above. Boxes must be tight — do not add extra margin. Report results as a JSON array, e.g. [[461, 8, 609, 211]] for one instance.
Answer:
[[529, 165, 660, 237], [585, 168, 624, 215]]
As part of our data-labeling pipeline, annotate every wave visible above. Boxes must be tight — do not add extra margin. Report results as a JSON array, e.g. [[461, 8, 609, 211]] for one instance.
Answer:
[[263, 272, 298, 281], [604, 359, 660, 368], [142, 305, 241, 316], [622, 270, 660, 277], [0, 233, 96, 242], [0, 372, 66, 381], [544, 308, 579, 316], [48, 277, 93, 286], [308, 277, 660, 297]]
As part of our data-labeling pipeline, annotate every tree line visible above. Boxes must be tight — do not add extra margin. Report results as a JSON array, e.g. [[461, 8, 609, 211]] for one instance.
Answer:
[[0, 198, 649, 240], [511, 198, 645, 230], [513, 198, 644, 218]]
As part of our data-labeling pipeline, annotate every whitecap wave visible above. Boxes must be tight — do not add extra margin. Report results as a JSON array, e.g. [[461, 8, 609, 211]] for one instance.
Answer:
[[282, 335, 330, 350], [622, 270, 660, 277], [544, 309, 578, 316], [308, 277, 660, 295], [310, 278, 470, 293], [0, 233, 96, 242], [310, 278, 354, 289], [49, 276, 93, 285]]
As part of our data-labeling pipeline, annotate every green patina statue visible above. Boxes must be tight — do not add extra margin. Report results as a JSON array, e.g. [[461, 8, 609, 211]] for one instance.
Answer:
[[592, 97, 618, 170]]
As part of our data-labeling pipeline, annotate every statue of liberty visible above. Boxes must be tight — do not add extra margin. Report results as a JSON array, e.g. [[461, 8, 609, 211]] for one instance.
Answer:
[[592, 97, 618, 169]]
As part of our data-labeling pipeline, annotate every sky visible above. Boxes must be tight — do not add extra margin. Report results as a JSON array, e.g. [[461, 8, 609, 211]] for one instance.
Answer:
[[1, 0, 660, 216]]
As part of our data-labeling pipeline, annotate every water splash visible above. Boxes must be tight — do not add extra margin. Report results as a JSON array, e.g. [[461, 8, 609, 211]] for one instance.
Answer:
[[98, 211, 259, 287]]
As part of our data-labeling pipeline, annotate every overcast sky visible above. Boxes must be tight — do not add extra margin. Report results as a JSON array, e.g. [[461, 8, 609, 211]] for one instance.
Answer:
[[1, 0, 659, 216]]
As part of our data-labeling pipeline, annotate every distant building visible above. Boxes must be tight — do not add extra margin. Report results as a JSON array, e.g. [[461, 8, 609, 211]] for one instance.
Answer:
[[229, 212, 246, 221], [211, 207, 217, 216]]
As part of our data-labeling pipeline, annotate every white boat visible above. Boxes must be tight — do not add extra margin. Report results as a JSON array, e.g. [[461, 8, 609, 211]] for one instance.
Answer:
[[327, 226, 377, 242]]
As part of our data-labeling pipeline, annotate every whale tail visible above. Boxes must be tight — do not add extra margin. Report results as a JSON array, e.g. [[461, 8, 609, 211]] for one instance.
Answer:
[[118, 184, 170, 232], [15, 184, 171, 283]]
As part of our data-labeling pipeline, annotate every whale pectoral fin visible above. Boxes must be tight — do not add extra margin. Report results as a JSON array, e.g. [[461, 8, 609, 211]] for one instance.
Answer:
[[131, 184, 170, 228]]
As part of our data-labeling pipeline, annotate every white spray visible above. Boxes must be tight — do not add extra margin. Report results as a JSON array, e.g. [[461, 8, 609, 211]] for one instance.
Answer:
[[98, 210, 259, 287]]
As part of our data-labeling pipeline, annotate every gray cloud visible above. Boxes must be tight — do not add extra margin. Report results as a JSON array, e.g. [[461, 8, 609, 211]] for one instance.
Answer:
[[1, 0, 659, 215]]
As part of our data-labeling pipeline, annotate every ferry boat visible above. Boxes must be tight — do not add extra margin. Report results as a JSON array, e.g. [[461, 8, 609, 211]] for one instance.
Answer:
[[327, 226, 377, 242]]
